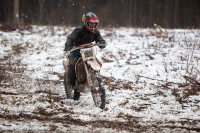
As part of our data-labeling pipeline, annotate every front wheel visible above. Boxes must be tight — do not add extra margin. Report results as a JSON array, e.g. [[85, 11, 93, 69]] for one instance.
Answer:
[[91, 71, 106, 109]]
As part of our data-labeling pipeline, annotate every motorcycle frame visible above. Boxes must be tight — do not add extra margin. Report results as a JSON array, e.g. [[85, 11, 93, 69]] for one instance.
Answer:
[[64, 43, 103, 89]]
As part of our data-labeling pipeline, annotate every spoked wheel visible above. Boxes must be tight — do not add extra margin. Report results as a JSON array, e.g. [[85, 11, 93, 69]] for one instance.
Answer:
[[91, 71, 106, 109], [64, 72, 80, 100]]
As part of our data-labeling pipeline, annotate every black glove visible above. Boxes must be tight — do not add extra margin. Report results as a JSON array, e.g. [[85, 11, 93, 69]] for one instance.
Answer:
[[96, 41, 106, 49], [64, 46, 77, 52], [64, 46, 72, 52]]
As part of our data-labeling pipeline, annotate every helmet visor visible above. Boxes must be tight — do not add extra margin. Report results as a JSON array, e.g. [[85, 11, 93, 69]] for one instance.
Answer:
[[89, 17, 99, 23]]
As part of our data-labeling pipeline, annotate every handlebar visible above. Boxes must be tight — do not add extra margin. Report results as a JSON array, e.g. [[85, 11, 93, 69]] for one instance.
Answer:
[[79, 42, 105, 48], [79, 42, 93, 48], [66, 43, 105, 53], [64, 42, 105, 57]]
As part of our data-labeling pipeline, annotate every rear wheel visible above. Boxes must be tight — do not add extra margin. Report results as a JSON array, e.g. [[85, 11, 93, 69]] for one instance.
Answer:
[[91, 71, 106, 109]]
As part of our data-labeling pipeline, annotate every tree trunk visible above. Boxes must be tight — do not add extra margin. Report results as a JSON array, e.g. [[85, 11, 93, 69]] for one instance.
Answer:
[[129, 0, 132, 26], [173, 0, 178, 28], [39, 0, 45, 24], [14, 0, 20, 25], [133, 0, 137, 26]]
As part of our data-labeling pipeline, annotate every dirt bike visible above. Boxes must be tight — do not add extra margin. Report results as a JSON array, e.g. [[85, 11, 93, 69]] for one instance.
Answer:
[[62, 43, 106, 109]]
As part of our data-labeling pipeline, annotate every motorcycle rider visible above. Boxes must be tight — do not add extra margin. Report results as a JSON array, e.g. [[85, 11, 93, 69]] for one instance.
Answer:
[[64, 12, 106, 98]]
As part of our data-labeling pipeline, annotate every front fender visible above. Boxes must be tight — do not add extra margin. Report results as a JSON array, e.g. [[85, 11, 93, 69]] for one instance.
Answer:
[[87, 60, 101, 71]]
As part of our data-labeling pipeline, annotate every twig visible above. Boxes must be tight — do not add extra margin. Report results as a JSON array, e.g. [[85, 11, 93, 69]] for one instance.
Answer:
[[154, 24, 168, 34], [183, 75, 200, 86], [32, 69, 42, 91], [186, 44, 195, 73], [138, 75, 181, 85]]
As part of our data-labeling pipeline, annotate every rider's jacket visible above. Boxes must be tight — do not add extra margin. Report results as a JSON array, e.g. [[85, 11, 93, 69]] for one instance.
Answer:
[[64, 25, 106, 56]]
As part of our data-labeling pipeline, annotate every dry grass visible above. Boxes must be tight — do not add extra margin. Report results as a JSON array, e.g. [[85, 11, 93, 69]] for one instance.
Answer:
[[0, 23, 32, 32], [103, 76, 134, 91]]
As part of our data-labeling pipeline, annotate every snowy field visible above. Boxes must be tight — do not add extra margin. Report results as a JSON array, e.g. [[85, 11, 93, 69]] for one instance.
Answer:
[[0, 25, 200, 132]]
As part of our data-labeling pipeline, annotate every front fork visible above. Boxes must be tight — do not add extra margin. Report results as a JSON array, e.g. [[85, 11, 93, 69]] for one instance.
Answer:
[[83, 61, 93, 88]]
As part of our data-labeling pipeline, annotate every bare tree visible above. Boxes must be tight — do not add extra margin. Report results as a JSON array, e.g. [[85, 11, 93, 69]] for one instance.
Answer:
[[133, 0, 137, 26], [173, 0, 178, 27], [14, 0, 20, 25], [39, 0, 45, 24], [129, 0, 132, 26]]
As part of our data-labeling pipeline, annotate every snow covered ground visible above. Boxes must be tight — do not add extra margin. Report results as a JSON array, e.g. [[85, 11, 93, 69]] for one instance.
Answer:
[[0, 25, 200, 132]]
